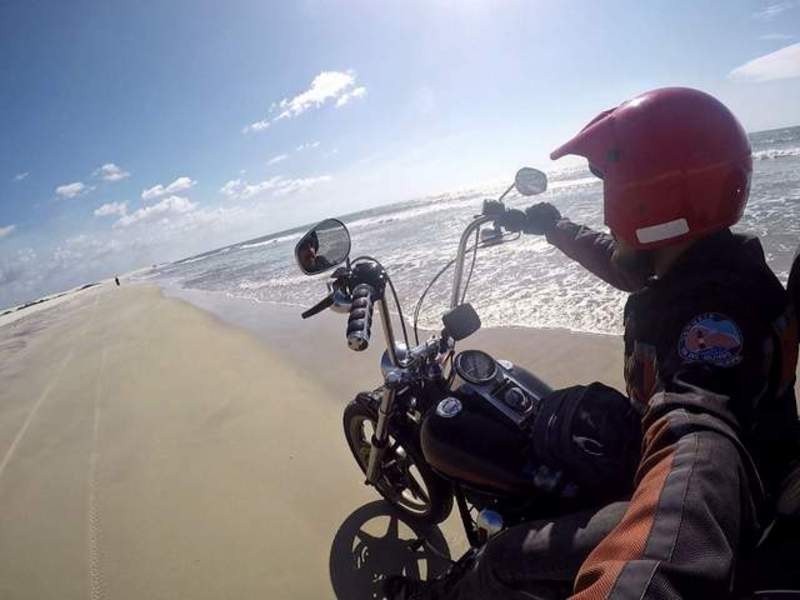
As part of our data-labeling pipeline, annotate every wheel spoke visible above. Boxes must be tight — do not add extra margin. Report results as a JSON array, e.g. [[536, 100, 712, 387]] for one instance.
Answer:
[[347, 404, 442, 519]]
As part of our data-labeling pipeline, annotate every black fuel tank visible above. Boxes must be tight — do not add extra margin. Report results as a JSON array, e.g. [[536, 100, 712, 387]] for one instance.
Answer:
[[420, 392, 536, 495]]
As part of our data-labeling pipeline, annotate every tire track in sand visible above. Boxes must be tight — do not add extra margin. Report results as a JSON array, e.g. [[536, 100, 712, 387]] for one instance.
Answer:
[[0, 293, 106, 598], [87, 345, 107, 600], [0, 348, 75, 481], [0, 290, 97, 480]]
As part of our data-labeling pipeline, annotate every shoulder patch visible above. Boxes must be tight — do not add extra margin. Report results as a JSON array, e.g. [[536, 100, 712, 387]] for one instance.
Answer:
[[678, 312, 743, 368]]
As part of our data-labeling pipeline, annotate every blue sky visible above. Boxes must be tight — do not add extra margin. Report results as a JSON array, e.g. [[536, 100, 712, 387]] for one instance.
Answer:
[[1, 0, 800, 307]]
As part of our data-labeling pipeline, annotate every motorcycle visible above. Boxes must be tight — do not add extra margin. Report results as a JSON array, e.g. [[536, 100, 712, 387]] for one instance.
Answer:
[[295, 168, 800, 597]]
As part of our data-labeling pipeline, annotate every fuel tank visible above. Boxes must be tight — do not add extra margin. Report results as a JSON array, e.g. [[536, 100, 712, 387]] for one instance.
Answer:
[[420, 362, 549, 495]]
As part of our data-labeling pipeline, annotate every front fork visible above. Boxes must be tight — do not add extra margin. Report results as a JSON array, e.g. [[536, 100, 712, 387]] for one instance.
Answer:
[[365, 368, 410, 485], [365, 293, 409, 485], [365, 385, 396, 484]]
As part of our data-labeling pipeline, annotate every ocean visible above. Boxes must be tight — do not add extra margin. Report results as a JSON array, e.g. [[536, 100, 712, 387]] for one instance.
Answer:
[[147, 126, 800, 336]]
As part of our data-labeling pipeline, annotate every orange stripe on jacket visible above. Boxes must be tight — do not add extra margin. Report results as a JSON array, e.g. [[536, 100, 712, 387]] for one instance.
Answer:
[[570, 417, 676, 599]]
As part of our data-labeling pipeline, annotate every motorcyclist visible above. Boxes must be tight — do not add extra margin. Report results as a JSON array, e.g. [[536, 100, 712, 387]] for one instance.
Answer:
[[384, 87, 800, 599], [297, 230, 335, 272]]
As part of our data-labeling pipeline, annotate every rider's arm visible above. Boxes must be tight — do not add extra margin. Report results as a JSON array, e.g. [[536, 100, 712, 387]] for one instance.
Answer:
[[574, 285, 782, 600], [545, 219, 646, 292]]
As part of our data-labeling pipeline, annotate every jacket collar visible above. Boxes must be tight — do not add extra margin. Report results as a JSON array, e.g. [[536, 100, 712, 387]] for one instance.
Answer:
[[647, 229, 763, 289]]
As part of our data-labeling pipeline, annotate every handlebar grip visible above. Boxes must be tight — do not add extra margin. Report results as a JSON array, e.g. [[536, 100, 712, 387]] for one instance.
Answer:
[[347, 283, 375, 351]]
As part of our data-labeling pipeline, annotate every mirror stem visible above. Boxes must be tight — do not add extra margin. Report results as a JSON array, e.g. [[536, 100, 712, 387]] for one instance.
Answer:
[[496, 182, 515, 203]]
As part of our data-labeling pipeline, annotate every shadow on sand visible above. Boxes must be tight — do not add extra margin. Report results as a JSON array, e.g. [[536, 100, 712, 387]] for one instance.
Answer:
[[329, 501, 453, 599]]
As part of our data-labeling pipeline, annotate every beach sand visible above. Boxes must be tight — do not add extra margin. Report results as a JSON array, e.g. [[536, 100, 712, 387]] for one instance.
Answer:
[[0, 282, 770, 599]]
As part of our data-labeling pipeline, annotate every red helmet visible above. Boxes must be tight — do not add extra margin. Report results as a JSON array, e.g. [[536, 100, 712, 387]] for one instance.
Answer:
[[550, 87, 752, 249]]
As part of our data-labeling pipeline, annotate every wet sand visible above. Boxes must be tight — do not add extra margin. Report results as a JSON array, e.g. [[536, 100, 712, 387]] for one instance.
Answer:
[[0, 282, 630, 599]]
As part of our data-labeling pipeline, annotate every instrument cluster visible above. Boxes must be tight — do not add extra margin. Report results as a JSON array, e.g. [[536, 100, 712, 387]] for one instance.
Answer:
[[453, 349, 540, 427]]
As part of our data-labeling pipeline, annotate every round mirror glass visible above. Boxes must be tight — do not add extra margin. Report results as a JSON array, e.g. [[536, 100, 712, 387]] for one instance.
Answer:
[[514, 167, 548, 196], [295, 218, 351, 275]]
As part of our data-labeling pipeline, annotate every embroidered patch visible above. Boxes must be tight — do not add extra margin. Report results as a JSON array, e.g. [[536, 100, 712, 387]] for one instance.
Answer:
[[678, 313, 743, 367]]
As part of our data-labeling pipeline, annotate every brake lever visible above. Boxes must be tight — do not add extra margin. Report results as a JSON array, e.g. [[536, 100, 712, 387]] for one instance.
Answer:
[[301, 293, 335, 319]]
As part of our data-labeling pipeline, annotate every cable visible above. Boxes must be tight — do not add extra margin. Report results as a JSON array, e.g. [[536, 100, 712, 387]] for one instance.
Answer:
[[460, 227, 480, 305], [412, 256, 457, 345], [412, 230, 521, 343], [386, 276, 411, 350], [460, 230, 520, 304]]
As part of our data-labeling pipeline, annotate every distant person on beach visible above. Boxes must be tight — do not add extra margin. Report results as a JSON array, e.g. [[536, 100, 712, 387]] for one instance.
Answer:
[[115, 276, 120, 286], [386, 88, 800, 599]]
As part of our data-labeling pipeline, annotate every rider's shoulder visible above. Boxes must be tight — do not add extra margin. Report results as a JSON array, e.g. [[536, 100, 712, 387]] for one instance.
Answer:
[[668, 231, 784, 303]]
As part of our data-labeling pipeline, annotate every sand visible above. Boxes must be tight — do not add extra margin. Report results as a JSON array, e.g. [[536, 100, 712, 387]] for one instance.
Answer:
[[0, 282, 669, 599], [1, 284, 364, 598]]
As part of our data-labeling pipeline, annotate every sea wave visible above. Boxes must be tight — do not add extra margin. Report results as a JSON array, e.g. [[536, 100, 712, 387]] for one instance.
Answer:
[[172, 246, 232, 266], [238, 232, 302, 249], [753, 147, 800, 160], [153, 126, 800, 337]]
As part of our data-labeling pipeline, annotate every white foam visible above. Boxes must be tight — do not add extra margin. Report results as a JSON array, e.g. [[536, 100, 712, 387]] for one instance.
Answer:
[[239, 233, 301, 249], [153, 140, 799, 337], [753, 147, 800, 160]]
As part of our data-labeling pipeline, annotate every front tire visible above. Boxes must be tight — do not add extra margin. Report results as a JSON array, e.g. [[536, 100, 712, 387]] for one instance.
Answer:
[[343, 399, 453, 524]]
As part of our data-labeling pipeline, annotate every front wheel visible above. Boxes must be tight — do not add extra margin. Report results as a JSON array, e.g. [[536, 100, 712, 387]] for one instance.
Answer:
[[343, 399, 453, 524]]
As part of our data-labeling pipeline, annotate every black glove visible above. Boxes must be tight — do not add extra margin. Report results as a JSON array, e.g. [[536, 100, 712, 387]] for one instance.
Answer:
[[482, 199, 506, 216], [495, 208, 528, 233], [524, 202, 561, 235]]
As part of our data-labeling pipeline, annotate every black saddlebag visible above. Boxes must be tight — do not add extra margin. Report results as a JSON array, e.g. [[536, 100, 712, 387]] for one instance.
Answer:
[[531, 382, 641, 497]]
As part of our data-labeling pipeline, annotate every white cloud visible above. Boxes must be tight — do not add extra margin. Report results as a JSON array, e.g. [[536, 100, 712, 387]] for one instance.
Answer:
[[141, 176, 196, 200], [754, 0, 799, 19], [267, 153, 289, 166], [94, 201, 128, 217], [55, 181, 91, 199], [335, 86, 367, 107], [273, 175, 332, 196], [13, 172, 29, 182], [760, 33, 794, 40], [242, 119, 271, 134], [242, 70, 366, 133], [220, 175, 332, 201], [296, 141, 321, 151], [93, 162, 131, 182], [729, 43, 800, 81], [276, 70, 360, 119], [115, 196, 197, 228], [0, 224, 16, 239]]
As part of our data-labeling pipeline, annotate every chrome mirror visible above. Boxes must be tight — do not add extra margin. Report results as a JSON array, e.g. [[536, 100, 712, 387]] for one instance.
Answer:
[[295, 218, 351, 275], [514, 167, 548, 196]]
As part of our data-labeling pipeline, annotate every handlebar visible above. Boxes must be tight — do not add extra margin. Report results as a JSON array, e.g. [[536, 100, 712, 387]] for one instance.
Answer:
[[347, 283, 376, 351], [450, 214, 494, 309]]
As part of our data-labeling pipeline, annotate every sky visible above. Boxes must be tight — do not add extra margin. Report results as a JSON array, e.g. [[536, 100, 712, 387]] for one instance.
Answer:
[[1, 0, 800, 308]]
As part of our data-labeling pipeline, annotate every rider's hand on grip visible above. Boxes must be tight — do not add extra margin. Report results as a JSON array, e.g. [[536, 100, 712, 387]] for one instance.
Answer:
[[524, 202, 561, 235], [347, 284, 375, 351], [495, 208, 527, 233]]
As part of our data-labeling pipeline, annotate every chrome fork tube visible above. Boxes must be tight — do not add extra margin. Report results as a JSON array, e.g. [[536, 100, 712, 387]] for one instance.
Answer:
[[365, 286, 402, 484], [378, 296, 399, 366], [365, 383, 396, 484]]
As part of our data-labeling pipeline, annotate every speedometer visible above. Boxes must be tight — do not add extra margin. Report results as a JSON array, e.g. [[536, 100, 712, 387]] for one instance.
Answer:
[[454, 350, 498, 385]]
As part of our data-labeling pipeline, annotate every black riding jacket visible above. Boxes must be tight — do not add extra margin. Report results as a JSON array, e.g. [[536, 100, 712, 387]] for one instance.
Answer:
[[546, 220, 800, 495]]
